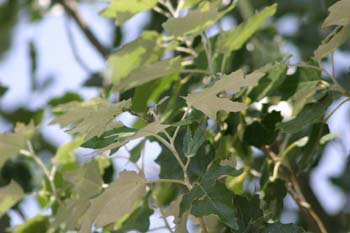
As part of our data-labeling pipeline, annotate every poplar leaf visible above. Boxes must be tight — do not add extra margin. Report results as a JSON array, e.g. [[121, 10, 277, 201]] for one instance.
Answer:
[[314, 25, 350, 60], [217, 4, 277, 53], [106, 31, 162, 83], [51, 99, 131, 140], [0, 181, 24, 217], [100, 0, 158, 25], [184, 69, 265, 119], [322, 0, 350, 27], [117, 57, 182, 92], [100, 121, 169, 152], [163, 2, 235, 37], [52, 136, 84, 165], [164, 195, 188, 233], [79, 171, 146, 232], [0, 123, 34, 167]]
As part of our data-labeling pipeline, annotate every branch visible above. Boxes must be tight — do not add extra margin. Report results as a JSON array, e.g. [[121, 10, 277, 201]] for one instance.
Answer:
[[58, 0, 109, 58]]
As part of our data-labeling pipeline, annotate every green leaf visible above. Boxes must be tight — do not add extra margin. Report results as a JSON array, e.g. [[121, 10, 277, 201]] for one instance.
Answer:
[[129, 139, 146, 163], [314, 25, 350, 60], [116, 57, 182, 92], [180, 165, 242, 229], [263, 222, 306, 233], [322, 0, 350, 27], [13, 215, 50, 233], [79, 171, 146, 232], [98, 121, 169, 152], [164, 195, 188, 233], [217, 4, 277, 53], [249, 63, 287, 101], [0, 83, 8, 97], [277, 95, 333, 134], [52, 136, 84, 165], [106, 31, 162, 83], [182, 126, 207, 157], [115, 201, 153, 233], [0, 123, 35, 168], [51, 99, 131, 140], [48, 91, 83, 107], [163, 2, 235, 37], [63, 160, 103, 199], [185, 69, 264, 119], [0, 181, 24, 217], [100, 0, 158, 25]]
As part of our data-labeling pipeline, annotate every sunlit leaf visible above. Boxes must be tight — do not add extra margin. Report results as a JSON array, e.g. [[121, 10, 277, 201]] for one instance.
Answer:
[[314, 25, 350, 60], [101, 0, 158, 25], [51, 99, 131, 140], [163, 2, 235, 36], [185, 69, 264, 119], [322, 0, 350, 27], [106, 31, 162, 83], [13, 215, 50, 233], [79, 171, 146, 232], [0, 181, 24, 217], [116, 57, 182, 92], [0, 123, 35, 167], [52, 136, 84, 165], [217, 4, 276, 53]]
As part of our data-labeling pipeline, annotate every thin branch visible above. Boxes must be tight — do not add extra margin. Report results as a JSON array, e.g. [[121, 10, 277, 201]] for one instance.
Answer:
[[58, 0, 109, 58], [324, 97, 350, 121], [64, 16, 92, 73]]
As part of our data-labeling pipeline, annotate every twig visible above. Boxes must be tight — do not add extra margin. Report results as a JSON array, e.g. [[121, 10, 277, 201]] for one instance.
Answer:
[[262, 146, 327, 233], [58, 0, 109, 58], [324, 97, 350, 121], [64, 16, 92, 73]]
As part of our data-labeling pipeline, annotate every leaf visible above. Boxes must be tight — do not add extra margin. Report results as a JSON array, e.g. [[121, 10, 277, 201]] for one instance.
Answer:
[[164, 195, 188, 233], [13, 215, 50, 233], [182, 126, 207, 157], [322, 0, 350, 27], [106, 31, 162, 83], [63, 160, 103, 199], [129, 139, 146, 163], [100, 0, 158, 25], [0, 123, 35, 168], [98, 121, 169, 152], [263, 222, 306, 233], [277, 94, 333, 134], [116, 57, 182, 92], [249, 63, 287, 101], [179, 165, 242, 229], [115, 201, 153, 233], [185, 69, 265, 119], [54, 199, 90, 230], [79, 171, 146, 232], [51, 99, 131, 140], [52, 136, 84, 165], [314, 25, 350, 60], [0, 83, 8, 97], [0, 181, 24, 217], [217, 4, 277, 53], [48, 91, 83, 107], [163, 2, 235, 37]]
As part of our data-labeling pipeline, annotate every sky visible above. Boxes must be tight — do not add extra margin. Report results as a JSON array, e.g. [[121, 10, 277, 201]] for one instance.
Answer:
[[0, 0, 349, 230]]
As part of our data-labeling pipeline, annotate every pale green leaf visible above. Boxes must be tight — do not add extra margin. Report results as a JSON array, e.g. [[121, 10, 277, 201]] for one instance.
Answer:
[[184, 69, 265, 119], [106, 31, 162, 83], [0, 123, 35, 167], [0, 181, 24, 217], [314, 25, 350, 60], [320, 132, 339, 145], [100, 0, 158, 25], [322, 0, 350, 27], [79, 171, 146, 232], [164, 195, 188, 233], [163, 2, 235, 36], [63, 160, 103, 199], [52, 136, 84, 165], [294, 137, 309, 147], [101, 121, 169, 152], [217, 4, 277, 53], [117, 57, 182, 92], [51, 99, 131, 140]]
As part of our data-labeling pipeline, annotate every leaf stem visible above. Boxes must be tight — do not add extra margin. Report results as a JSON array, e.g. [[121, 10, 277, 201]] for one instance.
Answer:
[[148, 179, 186, 186], [324, 97, 350, 121]]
